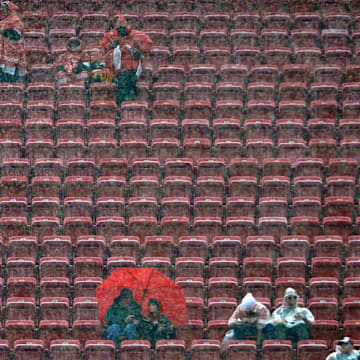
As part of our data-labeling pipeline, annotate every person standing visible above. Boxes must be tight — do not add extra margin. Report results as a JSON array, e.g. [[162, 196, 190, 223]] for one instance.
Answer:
[[0, 1, 26, 82], [100, 14, 152, 104]]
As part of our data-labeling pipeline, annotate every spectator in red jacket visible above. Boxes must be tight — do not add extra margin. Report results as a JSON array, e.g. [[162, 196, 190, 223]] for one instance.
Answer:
[[53, 37, 90, 85], [99, 14, 152, 104], [0, 1, 26, 82]]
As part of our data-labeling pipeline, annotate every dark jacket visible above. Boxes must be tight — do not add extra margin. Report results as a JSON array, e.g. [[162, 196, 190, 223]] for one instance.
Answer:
[[142, 313, 174, 348], [105, 288, 143, 330]]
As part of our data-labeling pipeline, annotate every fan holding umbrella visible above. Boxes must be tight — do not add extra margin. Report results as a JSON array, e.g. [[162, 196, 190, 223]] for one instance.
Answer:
[[96, 268, 188, 348]]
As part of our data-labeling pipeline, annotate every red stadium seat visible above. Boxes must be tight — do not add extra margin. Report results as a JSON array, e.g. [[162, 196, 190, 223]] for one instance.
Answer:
[[73, 277, 102, 298], [175, 257, 205, 278], [72, 320, 102, 349], [161, 197, 190, 218], [242, 277, 272, 299], [144, 236, 174, 259], [84, 340, 115, 360], [5, 321, 35, 349], [39, 297, 69, 321], [128, 197, 157, 218], [49, 340, 81, 360], [110, 236, 140, 259], [6, 278, 36, 298]]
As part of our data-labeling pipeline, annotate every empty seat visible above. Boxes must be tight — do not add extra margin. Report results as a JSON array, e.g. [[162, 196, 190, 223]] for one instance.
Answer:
[[129, 217, 157, 245], [291, 217, 320, 244], [175, 257, 205, 279], [39, 320, 69, 350], [6, 297, 36, 322], [311, 320, 340, 348], [309, 277, 339, 299], [229, 177, 257, 199], [84, 340, 115, 360], [119, 340, 151, 360], [132, 158, 161, 178], [64, 197, 92, 218], [246, 236, 276, 259], [42, 236, 72, 259], [155, 339, 186, 360], [262, 340, 293, 360], [208, 277, 238, 299], [63, 217, 93, 245], [128, 197, 157, 218], [229, 158, 258, 178], [243, 257, 273, 278], [49, 340, 81, 360], [39, 297, 69, 321], [292, 197, 322, 218], [225, 340, 257, 360], [190, 339, 221, 359], [327, 176, 355, 197], [312, 257, 341, 280], [143, 257, 173, 277], [5, 320, 35, 349], [7, 278, 36, 298], [259, 198, 288, 218], [32, 176, 61, 198]]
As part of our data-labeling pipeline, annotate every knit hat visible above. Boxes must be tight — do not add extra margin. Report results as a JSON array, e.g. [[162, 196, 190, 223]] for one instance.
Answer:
[[240, 293, 257, 310]]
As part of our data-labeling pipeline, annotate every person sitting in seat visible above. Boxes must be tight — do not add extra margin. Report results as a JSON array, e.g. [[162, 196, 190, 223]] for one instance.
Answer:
[[326, 338, 360, 360], [0, 1, 26, 82], [273, 287, 315, 347], [141, 298, 174, 349], [99, 14, 152, 104], [221, 293, 274, 351], [53, 37, 90, 85], [104, 288, 143, 349]]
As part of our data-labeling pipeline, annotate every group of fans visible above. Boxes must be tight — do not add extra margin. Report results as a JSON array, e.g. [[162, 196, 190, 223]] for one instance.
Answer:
[[223, 289, 360, 360], [0, 1, 153, 104], [104, 286, 360, 359], [1, 2, 359, 358]]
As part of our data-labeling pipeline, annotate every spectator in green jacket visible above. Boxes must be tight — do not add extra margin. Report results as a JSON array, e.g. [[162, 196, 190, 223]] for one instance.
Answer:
[[104, 288, 143, 348]]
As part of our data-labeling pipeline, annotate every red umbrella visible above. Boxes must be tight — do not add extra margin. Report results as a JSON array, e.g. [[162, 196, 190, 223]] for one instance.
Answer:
[[96, 268, 188, 326]]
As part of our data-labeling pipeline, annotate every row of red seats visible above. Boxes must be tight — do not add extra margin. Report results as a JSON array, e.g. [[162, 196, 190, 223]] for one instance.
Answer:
[[24, 27, 360, 50], [21, 10, 360, 33], [1, 195, 358, 221], [3, 172, 360, 197], [0, 156, 358, 179], [27, 63, 360, 86], [2, 294, 360, 329], [0, 339, 116, 359], [2, 252, 360, 281], [5, 98, 360, 122], [8, 80, 360, 103], [15, 0, 355, 15], [24, 44, 359, 71], [2, 233, 360, 262], [0, 338, 337, 359], [4, 137, 360, 165]]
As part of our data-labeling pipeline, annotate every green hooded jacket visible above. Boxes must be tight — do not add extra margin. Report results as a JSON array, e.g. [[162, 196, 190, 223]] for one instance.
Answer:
[[105, 288, 143, 330]]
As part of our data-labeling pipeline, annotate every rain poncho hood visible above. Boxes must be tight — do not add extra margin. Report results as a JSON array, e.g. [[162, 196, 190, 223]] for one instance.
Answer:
[[240, 293, 257, 311], [273, 287, 315, 325], [0, 1, 26, 75], [282, 287, 299, 307]]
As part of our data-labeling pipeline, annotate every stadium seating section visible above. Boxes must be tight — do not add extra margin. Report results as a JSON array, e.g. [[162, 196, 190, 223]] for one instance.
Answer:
[[1, 0, 360, 358]]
